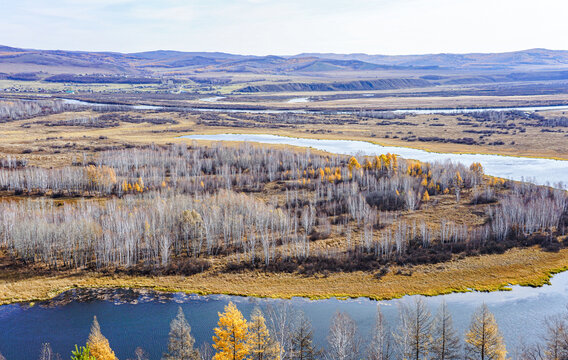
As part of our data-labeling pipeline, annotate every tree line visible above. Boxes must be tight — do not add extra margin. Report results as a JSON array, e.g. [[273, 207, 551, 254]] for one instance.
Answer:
[[12, 299, 568, 360]]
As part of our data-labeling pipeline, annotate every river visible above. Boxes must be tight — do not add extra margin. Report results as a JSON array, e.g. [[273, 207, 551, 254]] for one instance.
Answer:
[[1, 101, 567, 359], [59, 98, 568, 115], [1, 271, 568, 359], [182, 133, 568, 187]]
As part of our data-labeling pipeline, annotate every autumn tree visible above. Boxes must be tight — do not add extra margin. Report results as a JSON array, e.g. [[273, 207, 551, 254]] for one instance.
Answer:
[[327, 311, 360, 360], [266, 303, 296, 360], [465, 304, 506, 360], [290, 312, 321, 360], [87, 316, 117, 360], [39, 343, 61, 360], [542, 315, 568, 360], [248, 307, 281, 360], [130, 347, 150, 360], [454, 171, 463, 203], [430, 301, 461, 360], [213, 302, 250, 360], [367, 305, 393, 360], [395, 297, 432, 360], [163, 307, 201, 360]]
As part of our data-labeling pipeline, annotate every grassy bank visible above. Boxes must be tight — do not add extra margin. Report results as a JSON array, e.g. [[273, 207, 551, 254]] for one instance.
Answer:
[[1, 246, 567, 305]]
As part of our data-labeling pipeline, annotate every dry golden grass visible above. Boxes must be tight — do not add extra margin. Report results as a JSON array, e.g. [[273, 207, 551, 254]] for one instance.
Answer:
[[0, 104, 567, 304], [1, 246, 567, 305], [0, 105, 567, 166]]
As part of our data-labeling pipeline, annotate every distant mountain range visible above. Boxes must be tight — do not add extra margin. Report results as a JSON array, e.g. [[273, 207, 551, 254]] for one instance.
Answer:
[[2, 45, 568, 76]]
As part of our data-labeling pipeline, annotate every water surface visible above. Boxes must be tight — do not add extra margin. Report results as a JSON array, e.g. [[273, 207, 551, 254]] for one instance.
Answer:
[[59, 98, 568, 115], [2, 272, 568, 359]]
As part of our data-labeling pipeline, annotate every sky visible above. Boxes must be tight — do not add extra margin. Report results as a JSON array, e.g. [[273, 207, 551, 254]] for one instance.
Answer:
[[1, 0, 568, 55]]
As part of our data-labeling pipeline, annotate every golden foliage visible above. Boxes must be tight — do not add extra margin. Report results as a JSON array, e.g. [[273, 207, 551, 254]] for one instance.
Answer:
[[348, 157, 361, 172], [465, 305, 506, 360], [470, 162, 484, 176], [248, 308, 281, 360], [213, 302, 250, 360], [455, 171, 463, 187], [86, 316, 117, 360], [85, 165, 117, 189]]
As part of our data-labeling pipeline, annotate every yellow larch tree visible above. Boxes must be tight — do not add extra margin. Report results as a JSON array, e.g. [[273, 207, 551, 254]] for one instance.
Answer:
[[465, 304, 506, 360], [213, 302, 250, 360], [86, 316, 117, 360], [248, 307, 281, 360], [348, 157, 361, 172]]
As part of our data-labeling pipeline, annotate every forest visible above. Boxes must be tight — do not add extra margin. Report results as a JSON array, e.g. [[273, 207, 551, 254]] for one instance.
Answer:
[[9, 298, 568, 360], [0, 142, 566, 275]]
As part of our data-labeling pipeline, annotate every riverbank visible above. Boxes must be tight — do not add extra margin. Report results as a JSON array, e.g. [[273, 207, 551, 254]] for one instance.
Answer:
[[2, 246, 567, 305]]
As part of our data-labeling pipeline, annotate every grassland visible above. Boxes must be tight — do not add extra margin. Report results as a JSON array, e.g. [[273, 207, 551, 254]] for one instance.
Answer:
[[0, 94, 567, 305], [1, 246, 567, 305], [1, 102, 566, 163]]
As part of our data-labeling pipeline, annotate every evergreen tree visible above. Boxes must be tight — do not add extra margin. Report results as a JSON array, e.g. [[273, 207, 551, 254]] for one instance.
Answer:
[[430, 301, 461, 360], [71, 345, 96, 360], [465, 304, 506, 360], [163, 307, 201, 360], [248, 307, 281, 360], [212, 302, 250, 360], [87, 316, 117, 360], [290, 312, 320, 360]]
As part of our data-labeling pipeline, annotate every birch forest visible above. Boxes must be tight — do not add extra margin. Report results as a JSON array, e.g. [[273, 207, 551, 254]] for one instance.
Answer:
[[0, 142, 566, 272]]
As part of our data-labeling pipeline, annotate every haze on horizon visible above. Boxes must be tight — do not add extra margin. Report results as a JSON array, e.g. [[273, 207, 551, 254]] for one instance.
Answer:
[[1, 0, 568, 56]]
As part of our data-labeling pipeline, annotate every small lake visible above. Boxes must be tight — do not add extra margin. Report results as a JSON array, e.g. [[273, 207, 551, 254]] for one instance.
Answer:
[[287, 97, 310, 103], [182, 134, 568, 187], [200, 96, 226, 102], [2, 271, 568, 359]]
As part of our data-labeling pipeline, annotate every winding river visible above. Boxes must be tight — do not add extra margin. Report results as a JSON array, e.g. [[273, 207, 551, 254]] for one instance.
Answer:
[[60, 98, 568, 115], [1, 100, 567, 358]]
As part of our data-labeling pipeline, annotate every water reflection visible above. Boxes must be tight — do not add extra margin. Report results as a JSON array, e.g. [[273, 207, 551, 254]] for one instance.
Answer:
[[1, 272, 568, 359]]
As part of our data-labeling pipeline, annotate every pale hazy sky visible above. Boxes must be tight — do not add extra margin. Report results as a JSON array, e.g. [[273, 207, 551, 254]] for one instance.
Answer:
[[1, 0, 567, 55]]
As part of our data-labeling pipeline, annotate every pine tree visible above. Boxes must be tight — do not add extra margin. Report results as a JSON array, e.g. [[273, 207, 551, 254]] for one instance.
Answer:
[[87, 316, 117, 360], [248, 307, 281, 360], [290, 312, 320, 360], [212, 302, 250, 360], [430, 301, 461, 360], [163, 307, 201, 360], [465, 304, 506, 360], [71, 344, 96, 360]]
